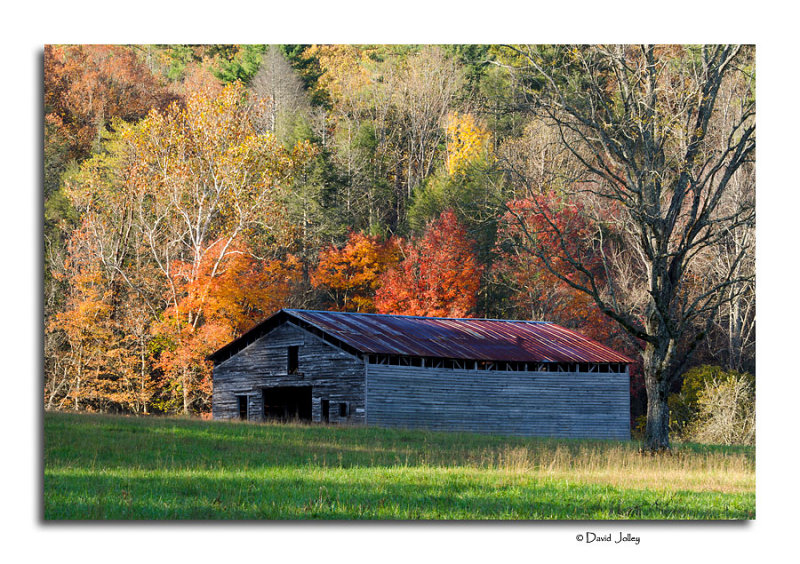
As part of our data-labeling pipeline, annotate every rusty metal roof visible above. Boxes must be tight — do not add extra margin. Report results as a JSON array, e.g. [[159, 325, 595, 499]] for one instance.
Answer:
[[209, 309, 633, 365]]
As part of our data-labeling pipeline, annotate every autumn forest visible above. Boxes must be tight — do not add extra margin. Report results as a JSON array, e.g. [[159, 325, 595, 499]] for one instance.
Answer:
[[43, 45, 755, 449]]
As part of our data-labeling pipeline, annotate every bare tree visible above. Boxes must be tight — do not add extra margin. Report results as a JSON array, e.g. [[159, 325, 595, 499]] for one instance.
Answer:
[[695, 76, 756, 373], [690, 372, 755, 446], [392, 47, 462, 198], [693, 162, 755, 373], [498, 45, 755, 450], [249, 45, 311, 141]]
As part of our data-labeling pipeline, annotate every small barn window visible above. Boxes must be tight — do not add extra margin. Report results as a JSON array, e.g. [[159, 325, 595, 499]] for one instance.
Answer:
[[237, 396, 248, 420], [288, 346, 299, 374], [338, 402, 349, 418]]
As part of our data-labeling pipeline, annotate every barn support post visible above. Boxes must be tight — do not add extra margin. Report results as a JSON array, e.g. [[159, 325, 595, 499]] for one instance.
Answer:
[[364, 358, 369, 425]]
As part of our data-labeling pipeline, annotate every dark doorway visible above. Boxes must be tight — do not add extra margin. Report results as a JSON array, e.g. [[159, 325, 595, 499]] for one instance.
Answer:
[[321, 399, 330, 423], [262, 386, 312, 422], [237, 395, 248, 420]]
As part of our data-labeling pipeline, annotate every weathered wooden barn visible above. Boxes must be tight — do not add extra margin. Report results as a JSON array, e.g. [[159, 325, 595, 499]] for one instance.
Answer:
[[208, 309, 633, 439]]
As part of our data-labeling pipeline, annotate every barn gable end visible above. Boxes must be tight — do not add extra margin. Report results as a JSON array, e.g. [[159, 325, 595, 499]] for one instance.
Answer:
[[212, 321, 366, 424]]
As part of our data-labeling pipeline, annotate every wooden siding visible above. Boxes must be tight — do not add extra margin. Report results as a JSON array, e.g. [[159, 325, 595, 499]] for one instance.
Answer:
[[366, 364, 630, 439], [212, 322, 366, 424]]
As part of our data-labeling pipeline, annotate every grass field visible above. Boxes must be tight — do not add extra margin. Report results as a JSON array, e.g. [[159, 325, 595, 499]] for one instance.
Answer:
[[43, 412, 755, 520]]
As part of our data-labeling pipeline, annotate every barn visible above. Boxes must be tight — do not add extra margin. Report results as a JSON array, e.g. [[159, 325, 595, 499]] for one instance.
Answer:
[[208, 309, 633, 439]]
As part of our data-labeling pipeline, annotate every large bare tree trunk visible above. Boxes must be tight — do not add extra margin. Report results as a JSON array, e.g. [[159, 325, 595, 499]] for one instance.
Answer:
[[642, 340, 676, 450]]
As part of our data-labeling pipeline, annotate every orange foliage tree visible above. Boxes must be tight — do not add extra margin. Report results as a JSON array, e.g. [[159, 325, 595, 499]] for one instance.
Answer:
[[311, 231, 400, 312], [152, 241, 300, 414], [125, 85, 311, 414], [47, 222, 146, 412], [44, 44, 179, 162], [375, 209, 483, 317]]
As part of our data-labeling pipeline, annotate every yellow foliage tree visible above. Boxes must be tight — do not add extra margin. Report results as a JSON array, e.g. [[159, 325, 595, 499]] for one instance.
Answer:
[[445, 111, 491, 175], [304, 45, 374, 102]]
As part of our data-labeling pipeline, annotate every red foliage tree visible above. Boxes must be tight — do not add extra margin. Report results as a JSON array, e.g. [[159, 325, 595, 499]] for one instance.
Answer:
[[375, 209, 483, 318], [494, 193, 613, 340], [495, 192, 645, 420]]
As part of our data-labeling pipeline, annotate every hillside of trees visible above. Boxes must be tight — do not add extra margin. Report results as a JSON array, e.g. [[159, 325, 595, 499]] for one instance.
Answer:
[[43, 45, 755, 449]]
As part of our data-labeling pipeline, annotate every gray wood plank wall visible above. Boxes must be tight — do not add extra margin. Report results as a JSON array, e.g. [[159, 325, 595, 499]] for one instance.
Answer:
[[366, 364, 630, 439], [212, 322, 366, 424]]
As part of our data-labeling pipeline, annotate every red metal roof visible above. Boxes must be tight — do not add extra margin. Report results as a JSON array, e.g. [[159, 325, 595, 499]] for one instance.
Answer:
[[209, 309, 633, 364]]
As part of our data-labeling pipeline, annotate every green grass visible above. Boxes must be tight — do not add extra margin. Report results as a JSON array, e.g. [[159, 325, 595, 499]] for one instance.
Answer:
[[43, 412, 755, 520]]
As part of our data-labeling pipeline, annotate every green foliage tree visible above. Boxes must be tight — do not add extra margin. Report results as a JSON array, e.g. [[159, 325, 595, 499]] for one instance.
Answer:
[[280, 44, 330, 108], [212, 44, 266, 84]]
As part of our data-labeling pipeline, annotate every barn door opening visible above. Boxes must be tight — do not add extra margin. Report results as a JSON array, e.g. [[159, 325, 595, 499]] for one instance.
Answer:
[[237, 395, 248, 420], [321, 399, 330, 423], [262, 386, 312, 422]]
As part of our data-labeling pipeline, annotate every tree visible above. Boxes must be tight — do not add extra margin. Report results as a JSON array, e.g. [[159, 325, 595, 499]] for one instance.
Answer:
[[298, 46, 466, 232], [44, 44, 181, 322], [392, 47, 463, 198], [311, 231, 399, 312], [309, 45, 399, 232], [494, 192, 622, 344], [375, 209, 483, 317], [696, 116, 756, 374], [46, 222, 147, 413], [152, 241, 300, 414], [44, 45, 179, 164], [211, 45, 266, 84], [61, 83, 313, 414], [498, 45, 755, 450], [444, 111, 491, 176], [408, 110, 502, 270], [249, 45, 312, 143]]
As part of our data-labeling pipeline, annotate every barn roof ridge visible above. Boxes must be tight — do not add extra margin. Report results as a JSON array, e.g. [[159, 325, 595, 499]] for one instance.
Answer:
[[208, 308, 634, 366], [283, 308, 551, 325]]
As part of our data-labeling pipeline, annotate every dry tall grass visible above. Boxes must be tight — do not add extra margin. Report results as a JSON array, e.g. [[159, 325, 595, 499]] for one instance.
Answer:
[[481, 443, 753, 493]]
